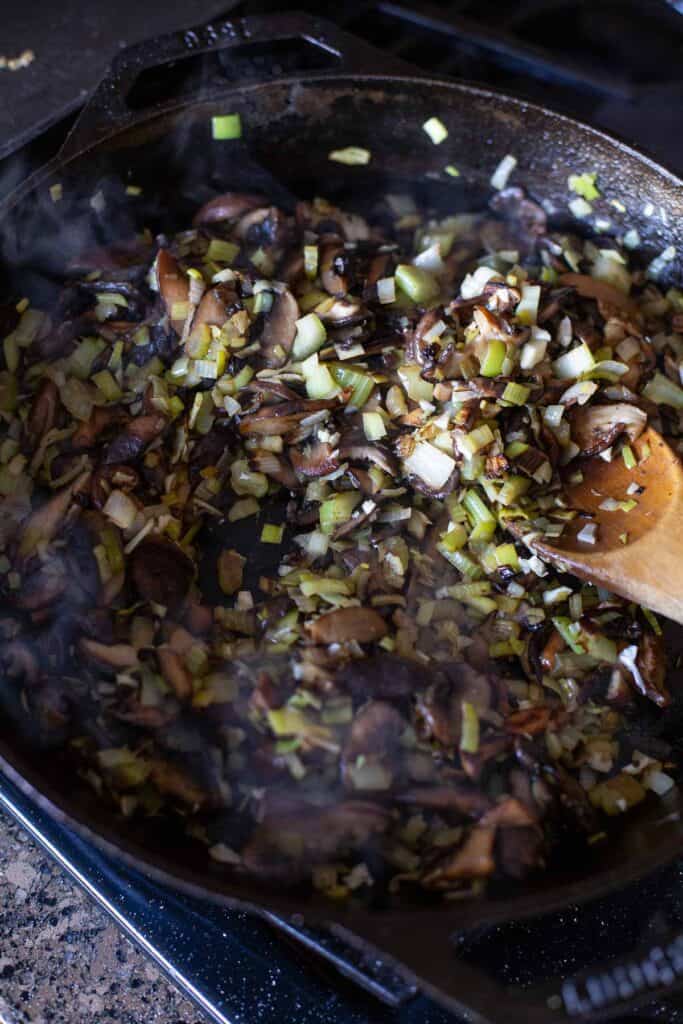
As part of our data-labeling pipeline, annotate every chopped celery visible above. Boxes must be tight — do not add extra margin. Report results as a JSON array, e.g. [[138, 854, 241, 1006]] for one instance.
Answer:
[[456, 423, 494, 459], [497, 475, 531, 506], [463, 489, 496, 540], [568, 172, 599, 201], [362, 411, 387, 441], [460, 702, 480, 753], [319, 492, 361, 534], [440, 523, 468, 552], [328, 146, 371, 165], [396, 364, 434, 403], [479, 339, 506, 377], [552, 616, 586, 654], [501, 382, 530, 405], [92, 369, 122, 401], [293, 313, 327, 361], [261, 523, 284, 544], [330, 363, 374, 408], [643, 372, 683, 409], [301, 353, 339, 400], [395, 264, 439, 303], [304, 245, 319, 279], [423, 117, 449, 144], [212, 114, 242, 140], [622, 444, 637, 470], [207, 239, 239, 264]]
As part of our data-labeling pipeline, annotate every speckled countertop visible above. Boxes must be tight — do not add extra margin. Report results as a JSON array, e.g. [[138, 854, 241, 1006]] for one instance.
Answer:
[[0, 809, 206, 1024]]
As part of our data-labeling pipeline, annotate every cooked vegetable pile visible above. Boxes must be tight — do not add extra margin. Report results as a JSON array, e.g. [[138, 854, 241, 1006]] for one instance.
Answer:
[[0, 182, 681, 900]]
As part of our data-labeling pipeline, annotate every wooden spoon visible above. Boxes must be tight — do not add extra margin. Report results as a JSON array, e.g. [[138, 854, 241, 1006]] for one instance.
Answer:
[[516, 427, 683, 624]]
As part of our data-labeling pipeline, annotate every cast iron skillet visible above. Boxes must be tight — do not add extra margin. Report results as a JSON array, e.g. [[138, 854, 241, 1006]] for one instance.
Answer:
[[2, 13, 683, 1023]]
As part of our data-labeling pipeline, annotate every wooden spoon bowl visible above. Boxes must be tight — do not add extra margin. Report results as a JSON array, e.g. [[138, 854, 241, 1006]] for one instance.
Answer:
[[521, 427, 683, 623]]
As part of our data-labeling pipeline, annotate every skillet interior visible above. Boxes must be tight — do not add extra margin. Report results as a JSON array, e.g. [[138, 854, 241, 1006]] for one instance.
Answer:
[[2, 71, 683, 1013]]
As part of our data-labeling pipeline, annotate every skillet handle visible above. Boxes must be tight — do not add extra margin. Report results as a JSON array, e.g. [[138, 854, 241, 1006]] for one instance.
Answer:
[[58, 12, 413, 162], [330, 909, 683, 1022]]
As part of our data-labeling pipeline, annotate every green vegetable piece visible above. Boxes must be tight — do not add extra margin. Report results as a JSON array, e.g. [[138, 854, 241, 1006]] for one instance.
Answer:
[[479, 339, 507, 377], [395, 264, 439, 304], [212, 114, 242, 140]]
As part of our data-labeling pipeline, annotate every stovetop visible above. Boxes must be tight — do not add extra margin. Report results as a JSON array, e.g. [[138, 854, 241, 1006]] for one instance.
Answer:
[[2, 2, 683, 1023]]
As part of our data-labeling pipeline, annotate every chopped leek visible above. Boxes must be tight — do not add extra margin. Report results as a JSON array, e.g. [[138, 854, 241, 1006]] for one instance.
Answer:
[[212, 114, 242, 140], [479, 339, 506, 377], [460, 702, 480, 754], [330, 363, 374, 408], [395, 264, 439, 303], [328, 146, 371, 165], [207, 239, 239, 264], [319, 492, 361, 534], [293, 313, 327, 361], [501, 382, 530, 406], [643, 372, 683, 409], [261, 523, 284, 544], [423, 117, 448, 144]]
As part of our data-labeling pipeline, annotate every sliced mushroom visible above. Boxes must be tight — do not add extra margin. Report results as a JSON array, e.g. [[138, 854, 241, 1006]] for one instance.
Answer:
[[335, 653, 421, 702], [72, 406, 125, 449], [238, 397, 339, 437], [80, 638, 139, 669], [338, 442, 398, 476], [249, 451, 298, 490], [634, 631, 669, 707], [480, 797, 538, 829], [129, 536, 194, 611], [560, 273, 638, 317], [307, 606, 388, 645], [568, 402, 647, 457], [341, 701, 405, 790], [242, 798, 389, 877], [155, 249, 189, 334], [90, 464, 140, 509], [259, 289, 299, 368], [27, 379, 60, 447], [422, 826, 496, 887], [396, 784, 492, 819], [102, 414, 166, 465], [193, 192, 264, 226], [189, 284, 237, 341], [320, 242, 348, 296], [217, 549, 245, 596], [290, 441, 340, 479], [18, 470, 90, 559], [157, 646, 192, 700], [416, 663, 492, 748]]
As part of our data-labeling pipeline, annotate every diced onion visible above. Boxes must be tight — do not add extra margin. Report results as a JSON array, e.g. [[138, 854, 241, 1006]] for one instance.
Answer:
[[559, 380, 598, 406], [552, 342, 595, 380], [460, 265, 502, 299], [423, 117, 448, 145], [103, 490, 138, 530], [377, 277, 396, 304], [577, 522, 598, 545]]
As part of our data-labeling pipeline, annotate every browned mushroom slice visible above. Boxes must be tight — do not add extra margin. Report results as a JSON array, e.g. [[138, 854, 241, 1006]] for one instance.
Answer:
[[416, 663, 492, 748], [307, 606, 388, 645], [27, 379, 60, 447], [18, 469, 91, 559], [290, 441, 340, 479], [335, 653, 421, 701], [396, 784, 492, 819], [80, 638, 140, 669], [504, 707, 552, 736], [238, 397, 339, 437], [193, 192, 264, 226], [102, 414, 167, 465], [568, 402, 647, 457], [422, 826, 496, 887], [338, 442, 398, 476], [129, 536, 194, 611], [259, 289, 299, 368], [341, 701, 405, 791], [479, 797, 538, 829], [155, 249, 189, 334], [242, 798, 389, 877], [2, 641, 40, 685], [217, 549, 246, 596], [633, 631, 669, 708], [249, 451, 298, 490], [72, 406, 125, 449], [320, 242, 348, 296], [188, 284, 237, 340], [559, 273, 638, 317], [148, 758, 208, 807], [157, 646, 192, 700]]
